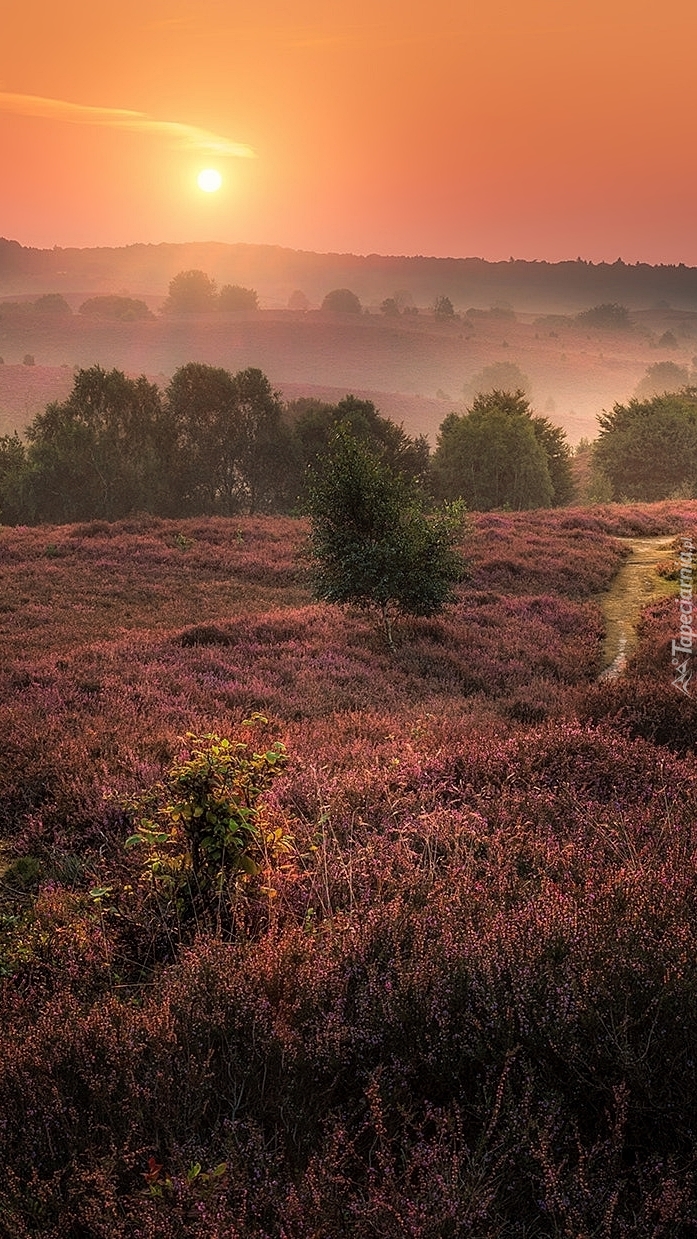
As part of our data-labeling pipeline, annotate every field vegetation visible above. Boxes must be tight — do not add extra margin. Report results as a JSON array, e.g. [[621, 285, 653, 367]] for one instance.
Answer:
[[1, 500, 696, 1234]]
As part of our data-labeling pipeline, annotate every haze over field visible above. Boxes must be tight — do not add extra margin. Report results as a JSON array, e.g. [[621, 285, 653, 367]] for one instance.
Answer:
[[2, 246, 697, 446]]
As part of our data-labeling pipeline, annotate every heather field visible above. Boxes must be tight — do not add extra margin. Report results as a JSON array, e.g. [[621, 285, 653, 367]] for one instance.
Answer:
[[1, 502, 697, 1236]]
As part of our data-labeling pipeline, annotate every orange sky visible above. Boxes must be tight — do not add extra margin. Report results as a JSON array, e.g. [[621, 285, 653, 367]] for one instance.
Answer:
[[2, 0, 697, 262]]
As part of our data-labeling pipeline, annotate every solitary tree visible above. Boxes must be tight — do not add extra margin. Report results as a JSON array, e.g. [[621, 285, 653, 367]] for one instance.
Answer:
[[463, 360, 531, 405], [434, 295, 456, 320], [306, 427, 467, 647], [321, 288, 362, 314], [288, 289, 310, 312]]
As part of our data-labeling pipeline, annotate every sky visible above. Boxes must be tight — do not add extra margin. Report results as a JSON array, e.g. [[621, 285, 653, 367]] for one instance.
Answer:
[[2, 0, 697, 263]]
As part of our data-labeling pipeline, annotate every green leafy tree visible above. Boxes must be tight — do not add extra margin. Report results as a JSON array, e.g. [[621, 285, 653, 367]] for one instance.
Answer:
[[166, 363, 242, 514], [218, 284, 258, 312], [166, 364, 293, 515], [306, 427, 467, 647], [25, 366, 171, 521], [594, 389, 697, 500], [162, 269, 217, 314], [432, 390, 556, 510], [232, 367, 294, 513], [530, 415, 575, 505], [321, 288, 362, 314], [0, 433, 33, 524], [380, 297, 400, 317], [288, 394, 431, 492]]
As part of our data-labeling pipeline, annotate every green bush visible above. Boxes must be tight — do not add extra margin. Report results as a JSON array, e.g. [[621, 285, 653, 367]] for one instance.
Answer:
[[125, 722, 289, 915]]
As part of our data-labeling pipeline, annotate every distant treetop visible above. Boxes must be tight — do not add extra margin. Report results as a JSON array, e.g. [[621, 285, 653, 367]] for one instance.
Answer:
[[33, 293, 72, 316], [79, 295, 152, 322], [575, 303, 632, 330], [634, 361, 692, 400], [321, 288, 362, 314], [288, 289, 310, 312], [434, 295, 456, 320], [218, 284, 258, 312], [162, 269, 218, 315]]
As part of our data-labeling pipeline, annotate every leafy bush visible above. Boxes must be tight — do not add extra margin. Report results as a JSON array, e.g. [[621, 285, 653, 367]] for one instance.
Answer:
[[125, 723, 289, 914], [306, 427, 467, 645]]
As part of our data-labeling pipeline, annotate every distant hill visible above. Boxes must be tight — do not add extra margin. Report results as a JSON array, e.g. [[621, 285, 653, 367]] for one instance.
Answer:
[[2, 237, 697, 313]]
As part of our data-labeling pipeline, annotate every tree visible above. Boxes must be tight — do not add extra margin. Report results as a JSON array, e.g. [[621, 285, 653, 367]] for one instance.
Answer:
[[634, 361, 690, 400], [530, 415, 575, 505], [79, 295, 152, 321], [321, 288, 362, 314], [594, 390, 697, 500], [380, 297, 400, 317], [288, 289, 310, 312], [218, 284, 258, 312], [434, 295, 455, 320], [431, 390, 556, 511], [0, 433, 32, 524], [231, 368, 293, 513], [166, 362, 242, 514], [576, 303, 631, 330], [25, 366, 171, 521], [306, 427, 467, 647], [287, 394, 431, 492], [162, 270, 217, 314], [166, 364, 294, 515], [33, 293, 72, 317], [463, 361, 531, 404]]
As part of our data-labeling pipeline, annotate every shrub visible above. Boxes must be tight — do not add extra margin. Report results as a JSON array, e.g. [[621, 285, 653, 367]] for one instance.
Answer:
[[125, 723, 290, 916], [306, 427, 467, 646]]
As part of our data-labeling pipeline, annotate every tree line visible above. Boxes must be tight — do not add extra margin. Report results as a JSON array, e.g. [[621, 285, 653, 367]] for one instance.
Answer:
[[4, 359, 695, 525], [0, 365, 577, 525]]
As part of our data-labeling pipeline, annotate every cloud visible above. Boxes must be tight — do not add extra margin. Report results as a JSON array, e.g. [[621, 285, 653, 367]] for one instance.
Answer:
[[0, 91, 255, 158]]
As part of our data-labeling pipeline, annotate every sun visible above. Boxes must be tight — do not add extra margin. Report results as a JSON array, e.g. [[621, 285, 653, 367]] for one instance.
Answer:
[[197, 168, 223, 193]]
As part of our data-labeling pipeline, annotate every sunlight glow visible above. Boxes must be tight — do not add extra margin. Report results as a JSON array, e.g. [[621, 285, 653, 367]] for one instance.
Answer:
[[197, 168, 223, 193]]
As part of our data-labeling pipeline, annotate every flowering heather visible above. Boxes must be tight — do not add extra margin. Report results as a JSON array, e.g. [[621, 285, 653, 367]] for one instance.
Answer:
[[1, 502, 697, 1234]]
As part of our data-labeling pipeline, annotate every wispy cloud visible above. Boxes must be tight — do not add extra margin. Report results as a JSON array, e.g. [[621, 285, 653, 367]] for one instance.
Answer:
[[0, 92, 255, 158]]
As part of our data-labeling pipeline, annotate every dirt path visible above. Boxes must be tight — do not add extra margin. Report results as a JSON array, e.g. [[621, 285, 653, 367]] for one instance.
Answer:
[[598, 536, 676, 679]]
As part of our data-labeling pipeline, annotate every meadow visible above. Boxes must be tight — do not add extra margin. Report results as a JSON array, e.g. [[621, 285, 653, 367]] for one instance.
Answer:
[[1, 501, 697, 1236]]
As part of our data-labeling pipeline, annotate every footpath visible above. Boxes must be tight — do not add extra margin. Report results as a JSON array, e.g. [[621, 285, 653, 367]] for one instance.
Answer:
[[598, 535, 675, 679]]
